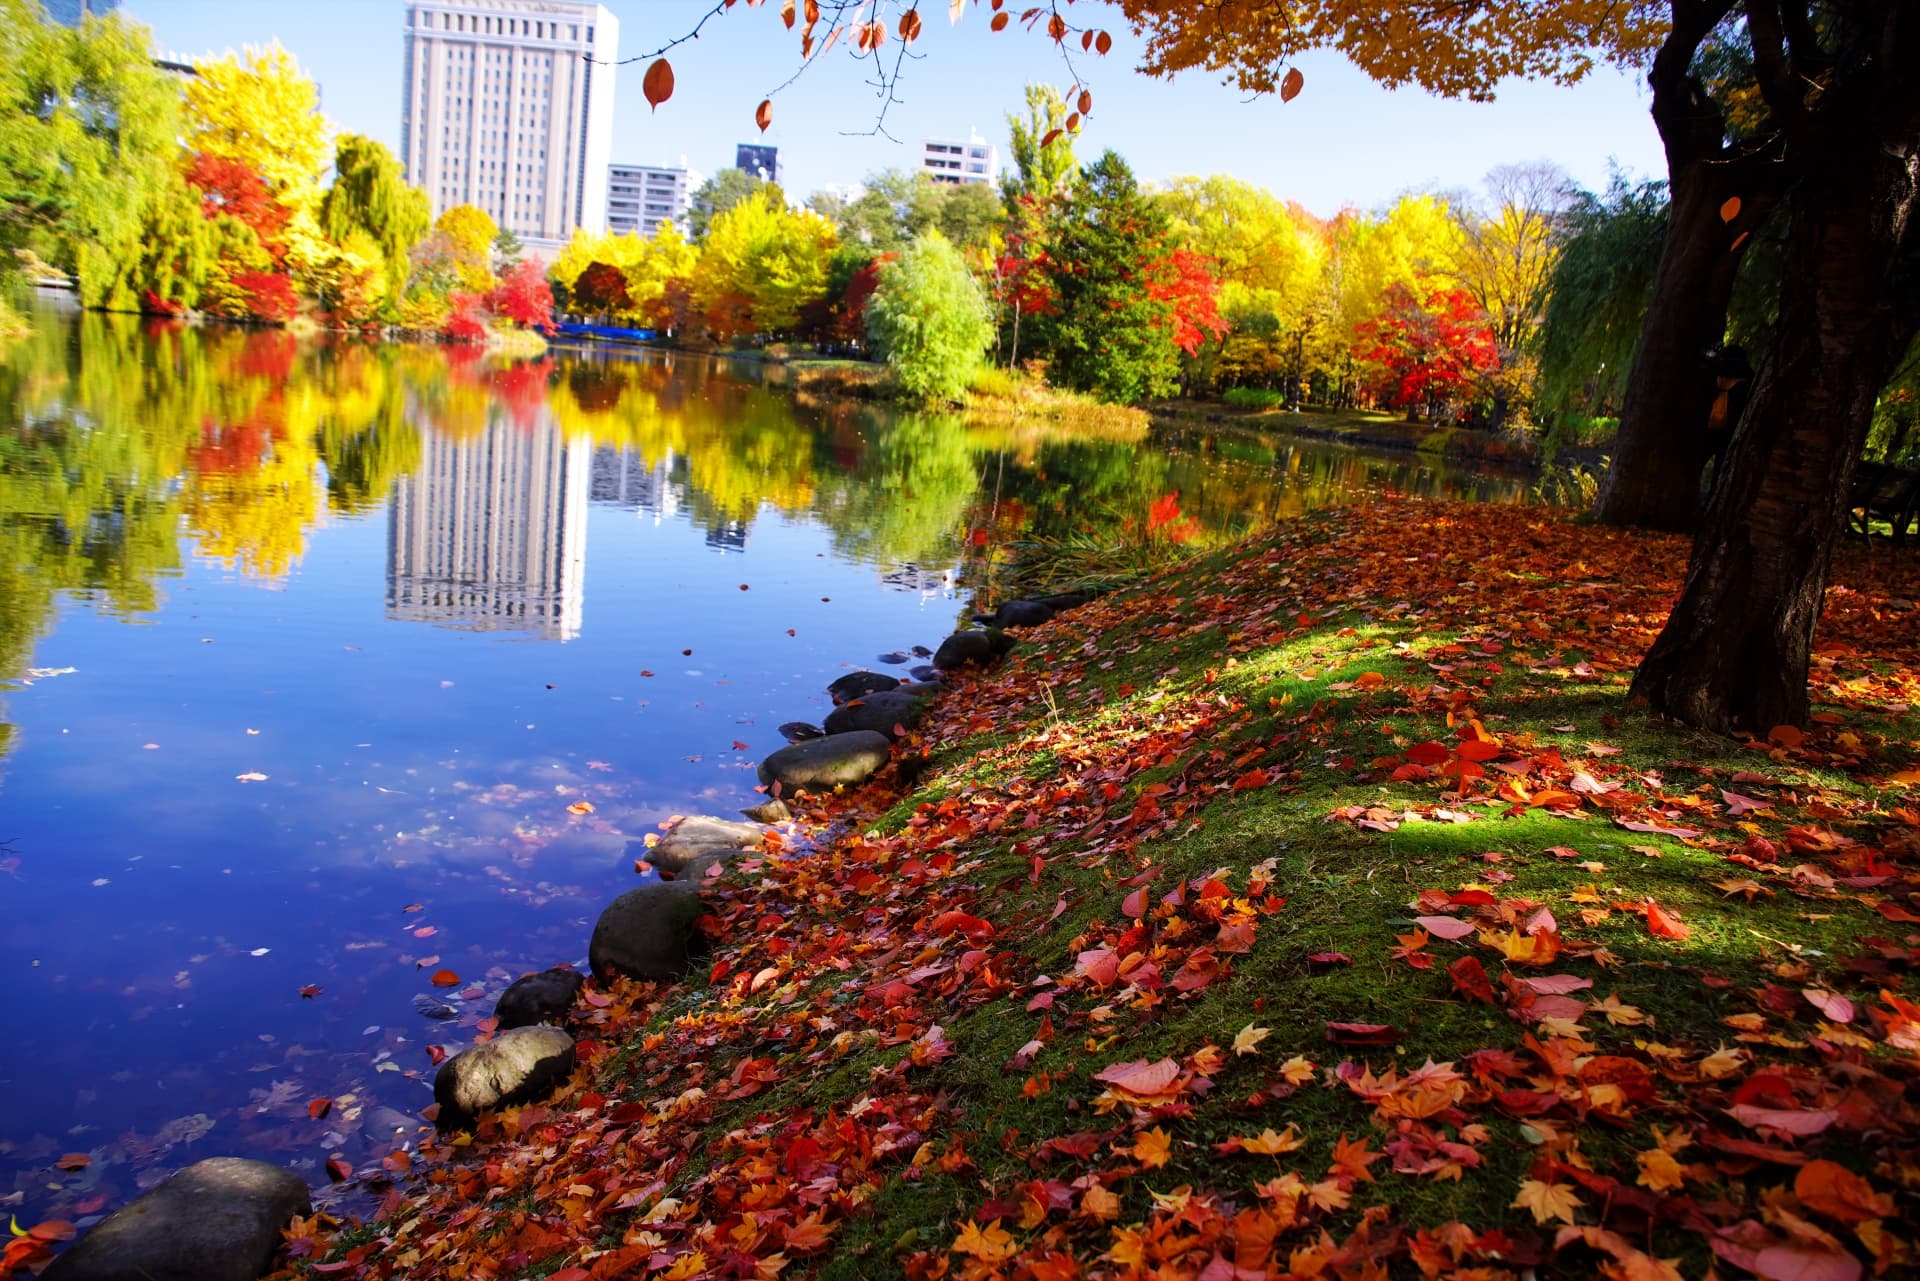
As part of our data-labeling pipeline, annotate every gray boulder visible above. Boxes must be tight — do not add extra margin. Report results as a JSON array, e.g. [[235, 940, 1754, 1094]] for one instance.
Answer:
[[589, 881, 709, 982], [494, 966, 584, 1030], [41, 1157, 310, 1281], [778, 721, 824, 742], [977, 599, 1055, 628], [824, 689, 932, 739], [933, 629, 1017, 671], [827, 670, 900, 704], [758, 730, 893, 793], [433, 1026, 576, 1131], [641, 814, 768, 874]]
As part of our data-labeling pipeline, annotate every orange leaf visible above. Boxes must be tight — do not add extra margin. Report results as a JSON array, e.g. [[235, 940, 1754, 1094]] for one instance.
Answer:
[[990, 10, 1008, 31], [567, 800, 594, 815], [1767, 723, 1805, 747], [952, 1218, 1017, 1263], [642, 59, 674, 111], [1232, 768, 1269, 792], [308, 1097, 333, 1120], [1645, 901, 1690, 940], [1131, 1126, 1173, 1167], [1720, 195, 1742, 222], [1280, 66, 1304, 102], [1795, 1159, 1895, 1222], [899, 8, 922, 41], [1456, 739, 1502, 762], [1095, 29, 1113, 54], [430, 968, 461, 986], [26, 1221, 76, 1244], [1077, 89, 1093, 114], [54, 1153, 90, 1172], [755, 98, 774, 133], [1354, 671, 1386, 690]]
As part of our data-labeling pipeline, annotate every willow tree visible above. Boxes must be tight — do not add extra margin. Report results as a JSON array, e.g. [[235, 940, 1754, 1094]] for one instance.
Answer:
[[320, 134, 430, 305]]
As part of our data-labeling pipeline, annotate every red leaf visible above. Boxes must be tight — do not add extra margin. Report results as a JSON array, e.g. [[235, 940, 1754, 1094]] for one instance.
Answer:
[[430, 968, 461, 987], [1414, 914, 1476, 940], [642, 59, 674, 111], [1326, 1022, 1401, 1045], [1280, 66, 1304, 102], [308, 1097, 333, 1120], [755, 98, 774, 133], [930, 910, 994, 939], [325, 1156, 353, 1183], [1405, 742, 1450, 766], [54, 1153, 90, 1172], [1447, 955, 1496, 1003], [1121, 887, 1148, 919], [1232, 768, 1268, 792]]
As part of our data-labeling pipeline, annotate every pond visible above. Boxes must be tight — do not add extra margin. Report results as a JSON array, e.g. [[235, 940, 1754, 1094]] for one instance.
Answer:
[[0, 297, 1537, 1224]]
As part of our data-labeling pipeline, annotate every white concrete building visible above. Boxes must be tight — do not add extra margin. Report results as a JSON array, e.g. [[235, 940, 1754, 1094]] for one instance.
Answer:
[[400, 1, 619, 252], [606, 164, 690, 238], [920, 132, 996, 186]]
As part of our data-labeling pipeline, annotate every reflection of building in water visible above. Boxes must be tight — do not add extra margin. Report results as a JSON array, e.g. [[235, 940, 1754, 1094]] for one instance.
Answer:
[[589, 447, 679, 523], [387, 421, 591, 639], [881, 564, 957, 597], [705, 521, 750, 553]]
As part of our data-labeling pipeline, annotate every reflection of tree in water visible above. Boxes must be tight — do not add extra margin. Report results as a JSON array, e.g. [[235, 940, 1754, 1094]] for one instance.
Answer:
[[814, 409, 979, 568]]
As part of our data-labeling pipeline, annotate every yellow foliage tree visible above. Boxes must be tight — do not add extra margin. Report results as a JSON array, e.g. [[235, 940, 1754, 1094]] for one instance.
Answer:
[[694, 194, 837, 337], [184, 44, 332, 214], [433, 205, 500, 292]]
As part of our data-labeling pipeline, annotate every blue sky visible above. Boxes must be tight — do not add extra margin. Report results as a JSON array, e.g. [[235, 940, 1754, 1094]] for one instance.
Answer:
[[123, 0, 1669, 218]]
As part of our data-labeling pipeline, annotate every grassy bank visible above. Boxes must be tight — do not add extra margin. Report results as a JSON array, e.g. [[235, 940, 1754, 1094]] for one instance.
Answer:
[[786, 359, 1149, 434], [291, 503, 1920, 1281]]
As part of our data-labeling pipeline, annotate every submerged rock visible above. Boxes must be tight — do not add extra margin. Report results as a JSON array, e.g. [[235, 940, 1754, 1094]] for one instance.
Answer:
[[740, 798, 792, 824], [933, 629, 1017, 671], [433, 1026, 576, 1131], [827, 670, 900, 704], [824, 688, 932, 739], [41, 1157, 311, 1281], [908, 664, 940, 682], [758, 730, 893, 793], [494, 966, 585, 1030], [589, 881, 709, 982]]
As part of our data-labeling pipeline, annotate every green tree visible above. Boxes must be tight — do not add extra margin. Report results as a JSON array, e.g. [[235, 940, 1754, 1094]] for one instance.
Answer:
[[320, 134, 430, 306], [690, 167, 783, 243], [865, 231, 994, 404], [1001, 83, 1077, 205], [1031, 152, 1183, 403], [0, 0, 183, 307]]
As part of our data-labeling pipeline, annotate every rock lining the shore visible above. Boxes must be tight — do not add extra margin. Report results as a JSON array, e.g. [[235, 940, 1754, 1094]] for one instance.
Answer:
[[758, 730, 894, 792], [433, 1026, 577, 1131], [589, 880, 711, 981], [494, 966, 585, 1030], [41, 1157, 311, 1281], [823, 688, 933, 739], [933, 628, 1017, 670], [827, 670, 900, 704]]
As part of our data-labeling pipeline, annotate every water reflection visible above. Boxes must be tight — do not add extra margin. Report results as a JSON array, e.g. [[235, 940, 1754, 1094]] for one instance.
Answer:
[[0, 299, 1544, 1228], [387, 420, 592, 640]]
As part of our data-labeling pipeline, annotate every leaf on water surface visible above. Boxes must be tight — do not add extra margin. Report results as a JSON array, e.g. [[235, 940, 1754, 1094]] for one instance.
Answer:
[[430, 969, 460, 987]]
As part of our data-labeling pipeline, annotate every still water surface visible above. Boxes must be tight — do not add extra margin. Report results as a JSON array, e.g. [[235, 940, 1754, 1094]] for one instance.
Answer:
[[0, 298, 1533, 1223]]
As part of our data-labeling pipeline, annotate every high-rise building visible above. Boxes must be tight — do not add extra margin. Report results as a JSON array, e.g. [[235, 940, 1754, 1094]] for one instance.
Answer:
[[734, 144, 783, 186], [400, 1, 619, 252], [42, 0, 119, 24], [920, 132, 996, 186], [606, 164, 690, 238], [387, 417, 592, 641]]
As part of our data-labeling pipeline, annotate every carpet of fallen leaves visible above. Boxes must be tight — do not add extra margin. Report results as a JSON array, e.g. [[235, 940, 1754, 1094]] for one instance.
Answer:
[[26, 501, 1910, 1281]]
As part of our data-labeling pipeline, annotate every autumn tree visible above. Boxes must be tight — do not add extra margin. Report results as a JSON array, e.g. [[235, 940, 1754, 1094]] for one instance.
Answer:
[[432, 204, 500, 292], [183, 44, 331, 214], [1353, 284, 1500, 420], [694, 193, 836, 338], [865, 231, 995, 404], [573, 261, 630, 319], [1450, 163, 1573, 425], [0, 0, 183, 309], [1001, 83, 1078, 204], [690, 167, 784, 243]]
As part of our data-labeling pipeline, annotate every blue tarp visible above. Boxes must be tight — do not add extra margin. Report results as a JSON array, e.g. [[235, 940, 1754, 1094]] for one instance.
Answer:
[[554, 322, 658, 343]]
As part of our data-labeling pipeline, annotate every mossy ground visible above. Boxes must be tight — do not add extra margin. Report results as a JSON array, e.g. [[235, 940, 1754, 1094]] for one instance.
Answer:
[[304, 502, 1920, 1281]]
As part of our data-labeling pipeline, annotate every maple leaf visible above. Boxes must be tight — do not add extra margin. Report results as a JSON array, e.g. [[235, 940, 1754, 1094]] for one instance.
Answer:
[[1513, 1178, 1584, 1225], [951, 1218, 1017, 1263], [1235, 1126, 1305, 1155], [1329, 1133, 1382, 1183], [1131, 1126, 1173, 1168], [1636, 1146, 1687, 1193], [1306, 1178, 1351, 1212], [1232, 1023, 1272, 1056]]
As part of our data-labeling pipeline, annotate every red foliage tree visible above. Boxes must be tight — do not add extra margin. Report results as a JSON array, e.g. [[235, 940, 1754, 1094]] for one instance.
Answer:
[[443, 292, 488, 343], [1353, 285, 1499, 414], [186, 152, 288, 258], [1146, 249, 1229, 357], [229, 271, 299, 323], [486, 260, 556, 333], [571, 261, 629, 319]]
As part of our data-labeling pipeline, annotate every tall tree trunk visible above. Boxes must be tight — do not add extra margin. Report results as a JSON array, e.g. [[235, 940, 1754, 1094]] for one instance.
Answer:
[[1631, 20, 1920, 731], [1594, 0, 1780, 532]]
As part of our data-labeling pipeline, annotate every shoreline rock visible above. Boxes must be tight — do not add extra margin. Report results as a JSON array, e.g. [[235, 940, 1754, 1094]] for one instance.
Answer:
[[41, 1157, 311, 1281], [589, 880, 710, 981], [758, 730, 893, 793], [433, 1026, 577, 1132]]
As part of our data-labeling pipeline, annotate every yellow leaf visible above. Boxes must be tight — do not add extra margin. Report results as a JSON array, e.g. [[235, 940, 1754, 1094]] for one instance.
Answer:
[[1635, 1147, 1686, 1193], [1697, 1046, 1748, 1079], [1592, 994, 1648, 1026], [1238, 1125, 1305, 1155], [1132, 1126, 1173, 1168], [1233, 1023, 1272, 1056], [1306, 1178, 1350, 1212], [1512, 1178, 1584, 1225], [951, 1218, 1017, 1263], [1078, 1185, 1121, 1220], [1279, 1055, 1316, 1085]]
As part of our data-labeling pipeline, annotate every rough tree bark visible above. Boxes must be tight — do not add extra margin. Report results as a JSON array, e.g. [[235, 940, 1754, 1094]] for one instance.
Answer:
[[1593, 0, 1781, 532], [1631, 0, 1920, 731]]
